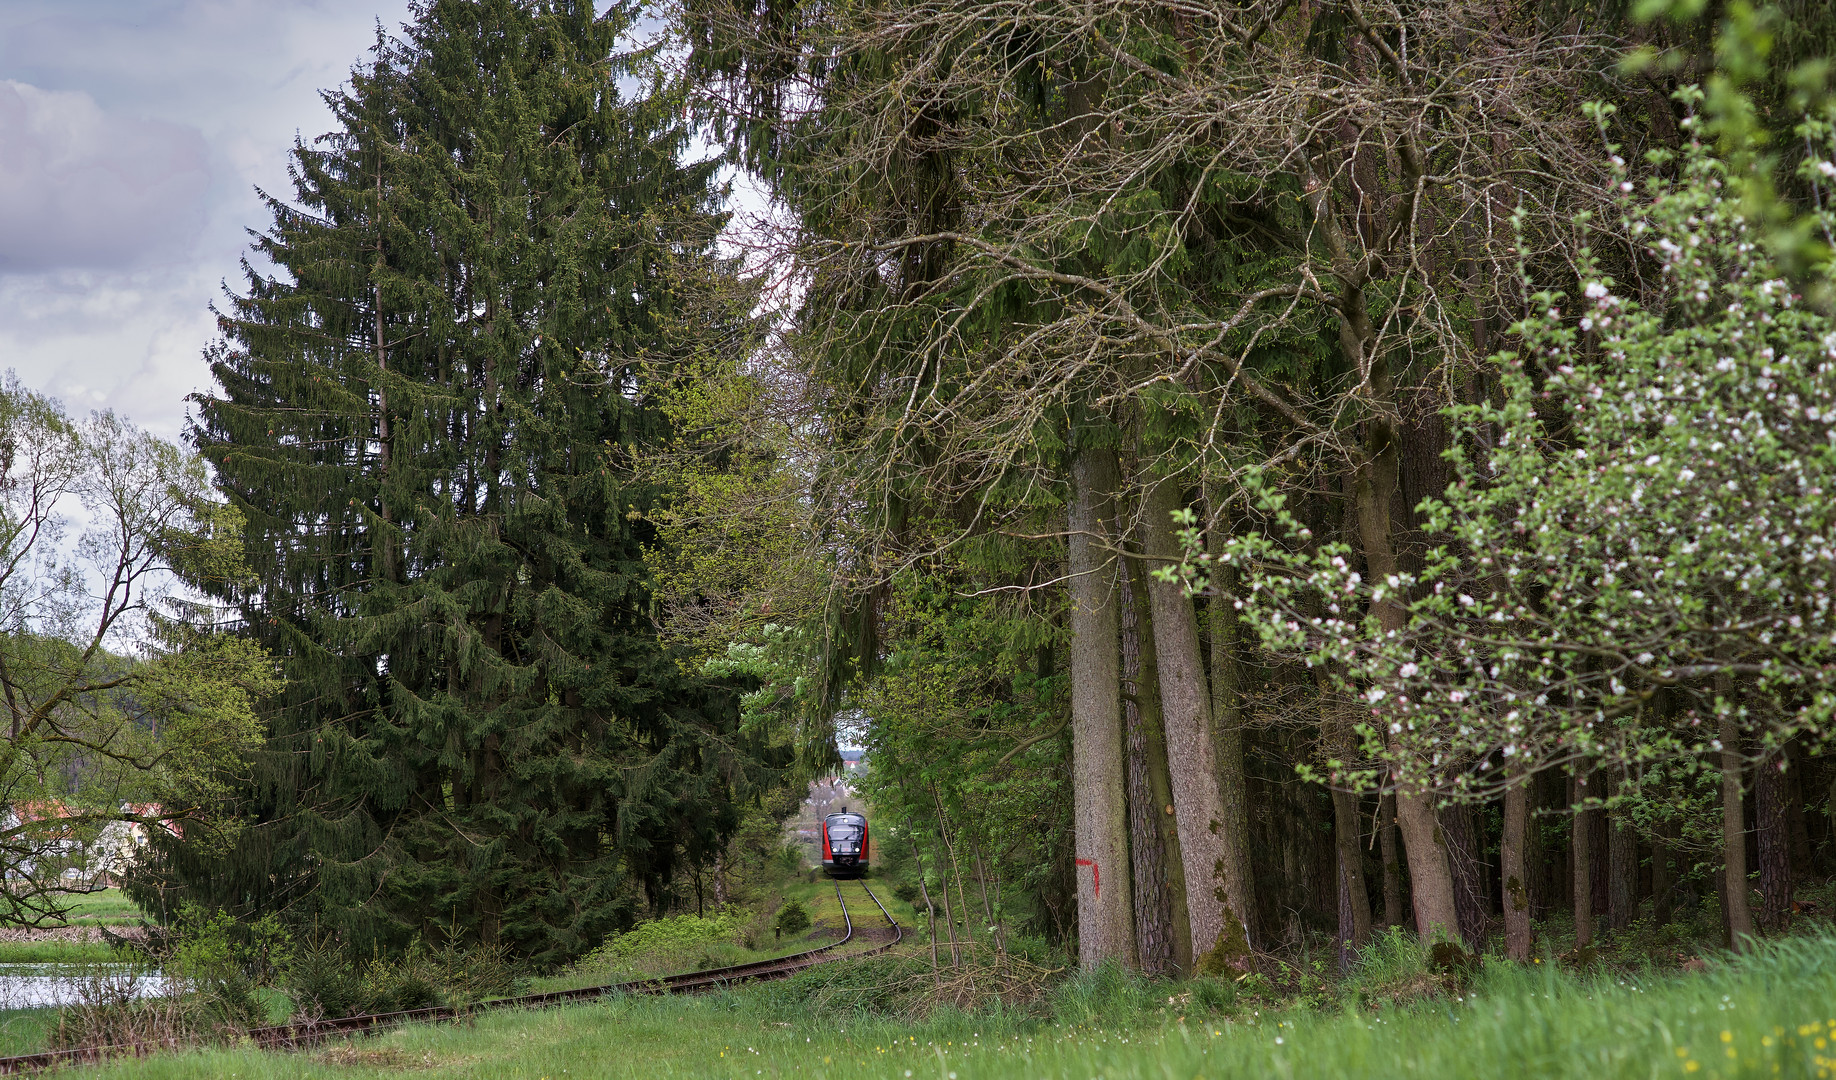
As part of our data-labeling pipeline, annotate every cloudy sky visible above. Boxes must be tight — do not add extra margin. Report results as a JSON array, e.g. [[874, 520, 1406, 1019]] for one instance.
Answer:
[[0, 0, 417, 442]]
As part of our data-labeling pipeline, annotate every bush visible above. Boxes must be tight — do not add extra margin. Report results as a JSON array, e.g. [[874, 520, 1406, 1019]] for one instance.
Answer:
[[165, 904, 291, 1027], [283, 939, 524, 1020], [567, 911, 751, 982], [47, 962, 208, 1051], [774, 900, 811, 938]]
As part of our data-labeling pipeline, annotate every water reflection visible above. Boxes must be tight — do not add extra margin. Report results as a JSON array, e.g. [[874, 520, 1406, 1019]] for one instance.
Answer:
[[0, 966, 167, 1009]]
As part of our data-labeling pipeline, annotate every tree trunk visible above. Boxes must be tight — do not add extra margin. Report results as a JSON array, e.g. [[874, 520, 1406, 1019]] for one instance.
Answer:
[[1121, 565, 1175, 975], [1570, 769, 1593, 950], [1336, 851, 1356, 974], [971, 840, 1002, 954], [1319, 690, 1371, 948], [1651, 833, 1674, 926], [1589, 800, 1610, 920], [1720, 707, 1755, 951], [1126, 555, 1192, 973], [1501, 776, 1531, 960], [1608, 771, 1638, 932], [1349, 435, 1459, 943], [1141, 476, 1247, 968], [1204, 486, 1259, 949], [936, 837, 961, 968], [1379, 793, 1404, 927], [1442, 802, 1488, 946], [1756, 746, 1791, 932], [1068, 445, 1136, 969], [909, 837, 940, 973], [1332, 788, 1373, 950]]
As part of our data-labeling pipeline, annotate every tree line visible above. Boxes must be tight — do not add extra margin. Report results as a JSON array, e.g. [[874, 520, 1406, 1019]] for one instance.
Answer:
[[661, 0, 1836, 975], [11, 0, 1835, 980]]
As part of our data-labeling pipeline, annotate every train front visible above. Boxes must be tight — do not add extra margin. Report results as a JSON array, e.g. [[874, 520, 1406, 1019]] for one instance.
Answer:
[[821, 810, 869, 878]]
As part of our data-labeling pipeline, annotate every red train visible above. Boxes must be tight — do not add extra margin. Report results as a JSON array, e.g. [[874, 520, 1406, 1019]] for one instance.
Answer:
[[820, 809, 870, 878]]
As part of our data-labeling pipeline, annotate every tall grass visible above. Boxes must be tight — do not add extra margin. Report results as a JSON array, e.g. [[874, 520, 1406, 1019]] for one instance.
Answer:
[[65, 933, 1836, 1079]]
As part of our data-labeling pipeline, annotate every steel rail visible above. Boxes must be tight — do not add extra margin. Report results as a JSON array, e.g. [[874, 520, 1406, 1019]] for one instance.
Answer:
[[0, 880, 902, 1074]]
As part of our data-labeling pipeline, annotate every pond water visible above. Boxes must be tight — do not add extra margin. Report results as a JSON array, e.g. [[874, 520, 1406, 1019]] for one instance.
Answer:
[[0, 965, 168, 1009]]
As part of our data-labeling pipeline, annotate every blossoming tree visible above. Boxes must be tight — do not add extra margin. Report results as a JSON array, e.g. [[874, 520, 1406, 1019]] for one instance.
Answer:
[[1169, 95, 1836, 955]]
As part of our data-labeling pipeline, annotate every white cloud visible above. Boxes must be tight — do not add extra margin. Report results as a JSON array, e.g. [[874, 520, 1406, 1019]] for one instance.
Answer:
[[0, 81, 211, 273], [0, 0, 414, 441]]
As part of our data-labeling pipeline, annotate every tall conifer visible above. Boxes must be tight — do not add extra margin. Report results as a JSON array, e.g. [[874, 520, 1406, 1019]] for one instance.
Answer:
[[144, 0, 755, 965]]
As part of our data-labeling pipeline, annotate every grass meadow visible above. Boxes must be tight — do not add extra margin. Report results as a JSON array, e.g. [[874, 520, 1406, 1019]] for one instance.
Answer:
[[58, 933, 1836, 1080]]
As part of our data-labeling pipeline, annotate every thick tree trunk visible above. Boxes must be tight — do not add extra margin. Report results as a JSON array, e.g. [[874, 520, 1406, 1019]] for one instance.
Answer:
[[1141, 476, 1247, 967], [1204, 487, 1258, 949], [1442, 803, 1488, 946], [1393, 789, 1460, 944], [1608, 770, 1639, 932], [1379, 793, 1404, 927], [1126, 555, 1192, 973], [1757, 746, 1791, 932], [1332, 787, 1373, 950], [1121, 566, 1176, 975], [1501, 777, 1532, 961], [1571, 770, 1593, 950], [1068, 445, 1136, 969], [1720, 708, 1755, 950]]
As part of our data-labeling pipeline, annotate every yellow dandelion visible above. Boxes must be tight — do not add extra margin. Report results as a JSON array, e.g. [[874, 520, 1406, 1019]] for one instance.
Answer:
[[1722, 1031, 1734, 1043]]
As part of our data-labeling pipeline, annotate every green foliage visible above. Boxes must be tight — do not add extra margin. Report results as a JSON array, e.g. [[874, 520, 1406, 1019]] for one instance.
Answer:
[[1193, 69, 1836, 797], [772, 900, 810, 938], [0, 377, 273, 925], [284, 937, 524, 1020], [594, 912, 750, 963], [167, 904, 294, 1026], [152, 0, 774, 966]]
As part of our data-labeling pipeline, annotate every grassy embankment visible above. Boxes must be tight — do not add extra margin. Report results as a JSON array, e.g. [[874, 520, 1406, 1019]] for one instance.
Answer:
[[51, 933, 1836, 1080], [530, 874, 891, 994]]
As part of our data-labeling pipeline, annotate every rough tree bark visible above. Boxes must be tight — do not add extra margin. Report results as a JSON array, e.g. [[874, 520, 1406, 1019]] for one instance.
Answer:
[[1719, 705, 1755, 951], [1501, 776, 1532, 960], [1379, 793, 1404, 927], [1127, 554, 1193, 973], [1141, 475, 1248, 968], [1351, 455, 1460, 941], [1317, 688, 1372, 950], [1068, 445, 1136, 969], [1608, 770, 1639, 932], [1757, 746, 1791, 933], [1442, 803, 1488, 946], [1572, 769, 1594, 950], [1204, 487, 1258, 949], [1121, 564, 1176, 975]]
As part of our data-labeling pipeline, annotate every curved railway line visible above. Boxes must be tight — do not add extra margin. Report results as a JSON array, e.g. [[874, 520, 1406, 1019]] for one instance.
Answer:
[[0, 879, 903, 1075]]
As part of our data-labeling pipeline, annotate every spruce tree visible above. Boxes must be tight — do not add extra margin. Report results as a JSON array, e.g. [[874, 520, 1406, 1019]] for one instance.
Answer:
[[141, 0, 759, 965]]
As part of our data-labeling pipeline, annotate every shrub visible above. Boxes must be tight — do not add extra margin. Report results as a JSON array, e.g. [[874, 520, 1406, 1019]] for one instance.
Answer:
[[774, 900, 811, 938], [568, 912, 751, 981]]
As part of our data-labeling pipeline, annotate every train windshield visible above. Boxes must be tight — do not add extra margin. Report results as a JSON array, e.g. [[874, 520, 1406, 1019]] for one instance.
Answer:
[[828, 823, 860, 841]]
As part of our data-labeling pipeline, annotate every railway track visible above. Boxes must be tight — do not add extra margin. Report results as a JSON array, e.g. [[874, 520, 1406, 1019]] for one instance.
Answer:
[[0, 879, 902, 1075]]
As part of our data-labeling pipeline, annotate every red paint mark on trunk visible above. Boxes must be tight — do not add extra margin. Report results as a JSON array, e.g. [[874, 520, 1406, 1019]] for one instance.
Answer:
[[1076, 858, 1100, 899]]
